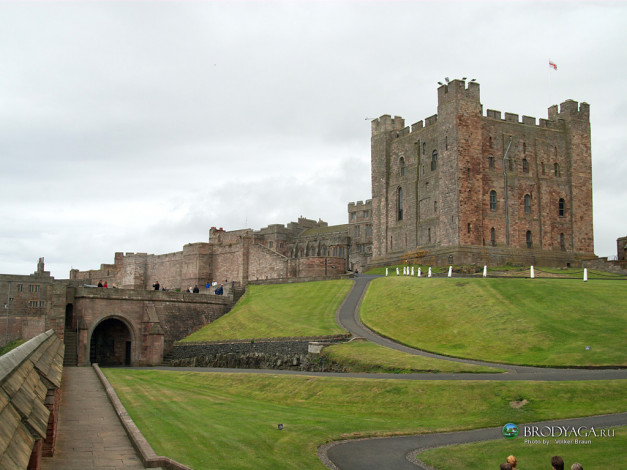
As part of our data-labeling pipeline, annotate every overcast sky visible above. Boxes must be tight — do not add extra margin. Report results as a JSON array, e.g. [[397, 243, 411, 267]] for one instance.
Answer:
[[1, 1, 626, 278]]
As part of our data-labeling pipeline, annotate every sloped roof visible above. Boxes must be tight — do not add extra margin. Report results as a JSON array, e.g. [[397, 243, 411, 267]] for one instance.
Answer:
[[298, 224, 349, 237]]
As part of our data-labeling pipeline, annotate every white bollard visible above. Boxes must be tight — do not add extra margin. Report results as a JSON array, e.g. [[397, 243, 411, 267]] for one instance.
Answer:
[[530, 265, 535, 279], [417, 267, 421, 277], [396, 267, 399, 276], [448, 266, 452, 278], [411, 266, 415, 276], [428, 267, 432, 278], [404, 266, 407, 276], [385, 267, 389, 277], [584, 268, 588, 282], [483, 265, 487, 278]]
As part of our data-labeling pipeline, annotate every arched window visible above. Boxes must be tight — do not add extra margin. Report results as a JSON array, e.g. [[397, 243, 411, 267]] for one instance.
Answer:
[[488, 155, 494, 169], [524, 194, 531, 214], [526, 230, 532, 248], [490, 227, 496, 246], [490, 190, 497, 211], [399, 157, 406, 176], [554, 162, 561, 177], [431, 150, 438, 171], [560, 233, 565, 251], [522, 158, 529, 173], [558, 198, 565, 217], [397, 187, 403, 221]]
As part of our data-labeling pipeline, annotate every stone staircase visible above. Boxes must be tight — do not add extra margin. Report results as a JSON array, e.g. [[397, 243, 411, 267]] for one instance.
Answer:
[[63, 330, 78, 367]]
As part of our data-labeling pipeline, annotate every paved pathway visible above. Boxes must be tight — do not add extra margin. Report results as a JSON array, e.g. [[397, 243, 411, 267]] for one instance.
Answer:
[[41, 367, 148, 470]]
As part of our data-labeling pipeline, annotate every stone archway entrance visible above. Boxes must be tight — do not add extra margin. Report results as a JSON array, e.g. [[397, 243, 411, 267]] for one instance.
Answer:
[[89, 318, 132, 366]]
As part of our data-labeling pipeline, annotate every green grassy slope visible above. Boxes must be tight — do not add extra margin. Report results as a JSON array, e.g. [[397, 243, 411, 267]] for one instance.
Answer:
[[360, 277, 627, 367]]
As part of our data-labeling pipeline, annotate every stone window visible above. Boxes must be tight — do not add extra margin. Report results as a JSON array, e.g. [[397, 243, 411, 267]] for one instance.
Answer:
[[560, 233, 565, 251], [39, 301, 45, 308], [321, 245, 327, 256], [523, 142, 527, 154], [431, 150, 438, 171], [490, 190, 497, 211], [425, 181, 429, 192], [488, 155, 494, 169], [490, 227, 496, 246], [363, 210, 369, 218], [489, 136, 493, 148], [508, 159, 514, 171], [28, 301, 38, 308], [524, 194, 531, 214], [554, 162, 561, 177], [399, 157, 406, 176], [365, 225, 372, 237], [428, 227, 431, 243], [558, 198, 565, 217], [269, 241, 273, 249], [355, 226, 360, 237], [390, 236, 393, 249], [522, 158, 529, 173], [467, 223, 471, 234], [526, 230, 533, 248], [351, 212, 356, 221], [423, 142, 426, 155], [397, 187, 404, 221], [28, 284, 40, 293], [434, 200, 438, 213], [445, 136, 449, 151], [17, 284, 23, 292]]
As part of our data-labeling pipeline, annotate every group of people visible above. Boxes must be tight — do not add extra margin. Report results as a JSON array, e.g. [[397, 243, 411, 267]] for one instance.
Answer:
[[500, 455, 583, 470], [97, 280, 116, 288], [150, 280, 224, 295]]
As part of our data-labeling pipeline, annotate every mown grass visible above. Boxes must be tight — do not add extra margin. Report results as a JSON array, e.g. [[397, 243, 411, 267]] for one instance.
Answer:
[[0, 338, 25, 356], [360, 277, 627, 367], [420, 426, 626, 469], [321, 339, 504, 373], [181, 280, 351, 341], [104, 369, 627, 470]]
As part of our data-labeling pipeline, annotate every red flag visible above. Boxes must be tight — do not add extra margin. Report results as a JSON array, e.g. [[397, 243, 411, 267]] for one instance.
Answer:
[[549, 60, 557, 70]]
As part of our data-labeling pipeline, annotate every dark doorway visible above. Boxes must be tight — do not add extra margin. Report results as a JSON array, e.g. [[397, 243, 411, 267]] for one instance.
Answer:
[[63, 304, 78, 367], [89, 318, 132, 366], [64, 304, 74, 329]]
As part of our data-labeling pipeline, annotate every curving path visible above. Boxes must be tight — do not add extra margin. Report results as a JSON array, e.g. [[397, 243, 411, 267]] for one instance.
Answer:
[[324, 274, 627, 469]]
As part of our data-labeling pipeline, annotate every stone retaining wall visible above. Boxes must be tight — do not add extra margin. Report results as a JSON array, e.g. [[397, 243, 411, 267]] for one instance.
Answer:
[[0, 330, 63, 470], [169, 335, 350, 372]]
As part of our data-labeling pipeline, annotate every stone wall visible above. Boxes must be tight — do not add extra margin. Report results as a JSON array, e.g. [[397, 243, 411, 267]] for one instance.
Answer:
[[0, 330, 64, 469], [169, 335, 349, 371], [370, 79, 594, 267]]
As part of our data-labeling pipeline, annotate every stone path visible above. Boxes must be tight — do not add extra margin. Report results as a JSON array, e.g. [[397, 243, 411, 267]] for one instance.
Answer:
[[41, 367, 148, 470]]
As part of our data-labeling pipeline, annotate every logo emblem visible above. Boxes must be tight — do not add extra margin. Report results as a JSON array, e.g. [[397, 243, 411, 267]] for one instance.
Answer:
[[502, 423, 519, 439]]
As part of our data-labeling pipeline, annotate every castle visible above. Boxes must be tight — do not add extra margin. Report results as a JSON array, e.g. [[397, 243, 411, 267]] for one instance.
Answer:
[[1, 80, 611, 363], [69, 79, 595, 290]]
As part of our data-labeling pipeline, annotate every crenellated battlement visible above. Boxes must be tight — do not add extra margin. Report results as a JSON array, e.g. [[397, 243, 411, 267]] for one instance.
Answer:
[[437, 79, 480, 106], [371, 115, 405, 136], [486, 99, 589, 128], [348, 199, 372, 208]]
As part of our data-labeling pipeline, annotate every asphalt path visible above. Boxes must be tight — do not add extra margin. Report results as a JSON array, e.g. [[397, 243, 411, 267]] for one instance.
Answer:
[[133, 275, 627, 469]]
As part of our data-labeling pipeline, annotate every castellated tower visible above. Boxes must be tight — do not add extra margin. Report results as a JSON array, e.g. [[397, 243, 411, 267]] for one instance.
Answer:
[[370, 79, 594, 267]]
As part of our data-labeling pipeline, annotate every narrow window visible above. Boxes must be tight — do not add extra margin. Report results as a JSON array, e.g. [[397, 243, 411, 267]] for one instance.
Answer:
[[397, 187, 403, 221], [560, 233, 565, 251], [269, 241, 273, 249], [445, 136, 448, 150], [399, 157, 406, 176], [431, 150, 438, 171], [390, 236, 393, 249], [467, 223, 471, 234], [522, 158, 528, 173], [554, 162, 561, 177], [428, 227, 431, 243], [423, 142, 426, 155], [490, 190, 497, 211], [523, 142, 527, 154], [434, 200, 438, 213], [508, 159, 513, 171], [526, 230, 533, 248], [468, 189, 471, 201], [524, 194, 531, 214], [488, 155, 494, 168], [425, 181, 429, 192], [554, 146, 557, 157], [489, 136, 493, 148], [558, 198, 565, 217], [363, 210, 369, 218], [17, 284, 23, 292], [490, 227, 496, 246], [351, 212, 356, 221]]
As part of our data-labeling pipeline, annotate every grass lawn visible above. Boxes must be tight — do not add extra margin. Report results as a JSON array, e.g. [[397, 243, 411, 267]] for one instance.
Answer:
[[0, 338, 25, 356], [321, 339, 504, 373], [419, 426, 626, 470], [103, 369, 627, 470], [181, 280, 351, 341], [360, 277, 627, 367]]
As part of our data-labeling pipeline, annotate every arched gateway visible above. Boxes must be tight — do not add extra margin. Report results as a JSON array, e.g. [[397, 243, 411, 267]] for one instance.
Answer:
[[89, 317, 133, 366]]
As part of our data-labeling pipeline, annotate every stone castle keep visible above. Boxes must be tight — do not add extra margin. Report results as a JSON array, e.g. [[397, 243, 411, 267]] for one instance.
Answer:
[[2, 79, 610, 367]]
